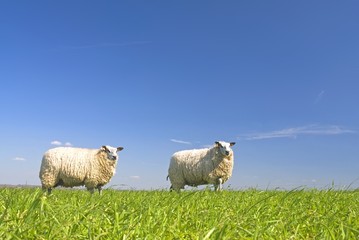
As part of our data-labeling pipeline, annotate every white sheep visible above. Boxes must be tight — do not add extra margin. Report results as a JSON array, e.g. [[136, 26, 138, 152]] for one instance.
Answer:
[[39, 145, 124, 194], [167, 141, 236, 191]]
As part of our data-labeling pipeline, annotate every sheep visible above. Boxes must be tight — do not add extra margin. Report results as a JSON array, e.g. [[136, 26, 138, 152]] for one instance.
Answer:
[[39, 145, 124, 194], [167, 141, 236, 192]]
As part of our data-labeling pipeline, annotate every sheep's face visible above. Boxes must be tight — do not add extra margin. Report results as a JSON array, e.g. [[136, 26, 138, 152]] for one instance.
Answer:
[[101, 145, 124, 161], [215, 141, 235, 156]]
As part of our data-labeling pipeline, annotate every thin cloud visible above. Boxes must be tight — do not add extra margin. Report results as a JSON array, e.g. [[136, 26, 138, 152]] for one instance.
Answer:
[[51, 140, 62, 146], [202, 144, 214, 148], [51, 140, 72, 146], [240, 125, 355, 140], [170, 139, 192, 145], [13, 157, 26, 161], [314, 90, 325, 104], [59, 41, 151, 50], [129, 176, 140, 180]]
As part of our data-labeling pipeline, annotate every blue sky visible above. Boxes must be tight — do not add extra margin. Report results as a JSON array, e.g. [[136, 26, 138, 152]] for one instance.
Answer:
[[1, 1, 358, 189]]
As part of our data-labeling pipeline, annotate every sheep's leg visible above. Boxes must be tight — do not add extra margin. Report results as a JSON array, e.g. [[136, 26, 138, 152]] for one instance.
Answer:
[[214, 178, 223, 191], [88, 188, 95, 194], [170, 183, 183, 193], [42, 185, 52, 194], [97, 186, 103, 195], [169, 185, 180, 193], [42, 187, 52, 194], [218, 178, 223, 191], [86, 182, 97, 194]]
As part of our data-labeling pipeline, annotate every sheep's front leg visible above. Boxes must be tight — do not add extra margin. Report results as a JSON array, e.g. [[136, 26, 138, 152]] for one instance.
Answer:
[[45, 187, 52, 195], [86, 182, 97, 194], [169, 185, 181, 193], [214, 178, 223, 191], [88, 188, 95, 194], [97, 186, 103, 195]]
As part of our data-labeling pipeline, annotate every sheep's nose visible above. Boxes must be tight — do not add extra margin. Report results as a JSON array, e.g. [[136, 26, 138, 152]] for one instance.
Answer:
[[225, 151, 230, 155]]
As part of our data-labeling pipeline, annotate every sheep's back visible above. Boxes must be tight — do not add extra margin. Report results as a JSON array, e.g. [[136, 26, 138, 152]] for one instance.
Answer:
[[171, 148, 210, 165], [41, 147, 97, 179], [169, 148, 214, 184]]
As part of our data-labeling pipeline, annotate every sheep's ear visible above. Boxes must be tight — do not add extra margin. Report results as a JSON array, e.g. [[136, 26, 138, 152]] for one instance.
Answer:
[[117, 147, 124, 152], [215, 141, 220, 147], [101, 146, 108, 151], [230, 142, 236, 147]]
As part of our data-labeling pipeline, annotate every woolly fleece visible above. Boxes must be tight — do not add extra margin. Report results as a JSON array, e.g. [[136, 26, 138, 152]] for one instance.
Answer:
[[39, 146, 122, 193], [168, 141, 235, 191]]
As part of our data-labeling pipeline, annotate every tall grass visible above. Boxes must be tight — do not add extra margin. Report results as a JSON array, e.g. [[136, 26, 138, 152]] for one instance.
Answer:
[[0, 188, 358, 239]]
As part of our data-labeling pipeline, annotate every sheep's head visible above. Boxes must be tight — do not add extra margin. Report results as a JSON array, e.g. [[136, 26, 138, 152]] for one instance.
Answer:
[[215, 141, 235, 156], [101, 145, 124, 161]]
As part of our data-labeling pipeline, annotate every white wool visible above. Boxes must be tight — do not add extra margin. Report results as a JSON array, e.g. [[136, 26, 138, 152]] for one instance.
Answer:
[[39, 145, 123, 194], [168, 141, 235, 191]]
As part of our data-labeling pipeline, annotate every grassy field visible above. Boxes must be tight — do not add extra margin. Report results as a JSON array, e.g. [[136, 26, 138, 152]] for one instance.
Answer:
[[0, 188, 358, 239]]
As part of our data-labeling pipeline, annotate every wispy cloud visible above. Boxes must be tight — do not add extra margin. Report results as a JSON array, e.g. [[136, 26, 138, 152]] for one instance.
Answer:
[[51, 140, 73, 146], [240, 125, 355, 140], [129, 176, 140, 180], [51, 140, 62, 146], [13, 157, 26, 161], [170, 139, 192, 145], [314, 90, 325, 104], [202, 144, 214, 148], [58, 41, 150, 50]]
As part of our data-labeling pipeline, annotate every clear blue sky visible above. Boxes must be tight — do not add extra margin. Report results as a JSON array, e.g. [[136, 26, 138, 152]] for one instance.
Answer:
[[1, 1, 358, 189]]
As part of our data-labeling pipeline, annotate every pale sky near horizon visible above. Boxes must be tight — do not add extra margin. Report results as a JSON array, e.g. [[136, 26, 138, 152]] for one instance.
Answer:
[[1, 1, 358, 190]]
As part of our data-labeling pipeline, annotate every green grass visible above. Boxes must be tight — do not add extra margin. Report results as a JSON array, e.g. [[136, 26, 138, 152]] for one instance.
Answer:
[[0, 188, 358, 239]]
